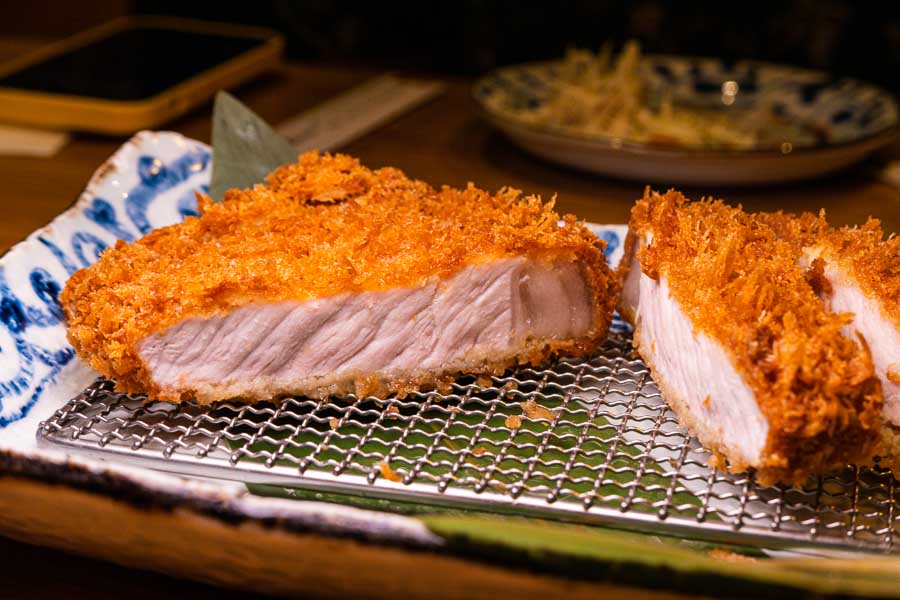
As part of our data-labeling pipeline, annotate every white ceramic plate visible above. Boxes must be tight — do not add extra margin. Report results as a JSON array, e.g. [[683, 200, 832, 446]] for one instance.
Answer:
[[473, 56, 899, 185]]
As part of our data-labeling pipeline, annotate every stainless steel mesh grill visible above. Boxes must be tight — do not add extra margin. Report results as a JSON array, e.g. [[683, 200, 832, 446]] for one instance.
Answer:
[[38, 321, 899, 553]]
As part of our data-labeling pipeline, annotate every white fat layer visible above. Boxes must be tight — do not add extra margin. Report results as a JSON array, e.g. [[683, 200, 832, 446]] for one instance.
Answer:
[[139, 257, 593, 395], [806, 254, 900, 425], [619, 231, 653, 322], [623, 241, 768, 466], [620, 243, 642, 322]]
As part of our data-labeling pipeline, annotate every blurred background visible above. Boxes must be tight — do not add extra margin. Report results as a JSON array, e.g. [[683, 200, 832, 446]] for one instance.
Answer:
[[5, 0, 899, 95], [0, 4, 898, 598], [0, 0, 896, 234]]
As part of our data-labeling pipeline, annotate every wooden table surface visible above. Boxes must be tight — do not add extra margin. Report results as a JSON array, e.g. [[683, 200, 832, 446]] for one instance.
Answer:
[[1, 62, 898, 256], [0, 46, 898, 599]]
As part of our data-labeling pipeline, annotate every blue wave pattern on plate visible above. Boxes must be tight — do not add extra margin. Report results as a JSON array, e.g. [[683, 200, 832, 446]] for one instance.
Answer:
[[598, 230, 619, 258], [126, 153, 210, 235], [475, 56, 898, 148], [0, 134, 211, 428], [0, 131, 624, 429]]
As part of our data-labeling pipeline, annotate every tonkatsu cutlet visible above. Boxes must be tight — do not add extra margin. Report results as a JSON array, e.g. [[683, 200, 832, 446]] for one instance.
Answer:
[[806, 222, 898, 414], [762, 212, 898, 420], [761, 211, 899, 464], [619, 190, 881, 485], [61, 152, 617, 404]]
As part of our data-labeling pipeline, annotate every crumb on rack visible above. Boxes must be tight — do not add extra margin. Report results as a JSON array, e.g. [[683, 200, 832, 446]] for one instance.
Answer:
[[505, 415, 522, 429], [522, 398, 556, 422], [888, 365, 899, 384], [379, 460, 403, 482], [707, 549, 757, 564]]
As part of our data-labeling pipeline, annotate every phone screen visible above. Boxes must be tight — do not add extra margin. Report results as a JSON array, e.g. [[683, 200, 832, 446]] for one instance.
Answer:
[[0, 25, 266, 101]]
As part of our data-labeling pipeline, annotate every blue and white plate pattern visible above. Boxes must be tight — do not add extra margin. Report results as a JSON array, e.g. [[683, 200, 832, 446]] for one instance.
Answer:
[[0, 132, 210, 448]]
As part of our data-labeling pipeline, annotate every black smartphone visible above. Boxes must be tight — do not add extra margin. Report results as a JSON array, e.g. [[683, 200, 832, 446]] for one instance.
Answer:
[[0, 16, 283, 133]]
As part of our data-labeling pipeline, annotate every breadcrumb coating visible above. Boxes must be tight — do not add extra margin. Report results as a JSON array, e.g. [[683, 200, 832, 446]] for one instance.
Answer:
[[624, 189, 882, 485], [876, 423, 900, 473], [760, 211, 898, 331], [61, 152, 616, 400], [812, 219, 899, 331], [755, 209, 829, 248]]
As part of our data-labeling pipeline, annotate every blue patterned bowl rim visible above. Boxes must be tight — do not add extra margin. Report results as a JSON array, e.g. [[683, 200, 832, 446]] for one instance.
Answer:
[[473, 55, 900, 157]]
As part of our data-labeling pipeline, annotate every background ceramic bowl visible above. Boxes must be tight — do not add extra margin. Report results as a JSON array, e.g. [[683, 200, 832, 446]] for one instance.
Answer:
[[473, 55, 899, 186]]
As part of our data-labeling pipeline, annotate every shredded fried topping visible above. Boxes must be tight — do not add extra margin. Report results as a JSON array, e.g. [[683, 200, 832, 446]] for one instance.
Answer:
[[759, 210, 898, 330], [756, 209, 829, 247]]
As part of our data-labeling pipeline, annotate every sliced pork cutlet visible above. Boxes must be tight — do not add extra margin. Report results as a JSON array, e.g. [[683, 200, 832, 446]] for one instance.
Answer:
[[618, 190, 881, 485], [61, 152, 617, 404], [763, 213, 898, 420], [762, 211, 899, 463]]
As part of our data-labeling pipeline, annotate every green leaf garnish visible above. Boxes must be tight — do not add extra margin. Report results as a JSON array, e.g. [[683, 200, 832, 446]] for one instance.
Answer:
[[209, 91, 296, 201], [423, 515, 900, 598]]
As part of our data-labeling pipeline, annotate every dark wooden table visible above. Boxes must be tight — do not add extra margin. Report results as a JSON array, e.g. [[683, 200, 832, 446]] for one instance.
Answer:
[[0, 535, 260, 599], [0, 39, 897, 599]]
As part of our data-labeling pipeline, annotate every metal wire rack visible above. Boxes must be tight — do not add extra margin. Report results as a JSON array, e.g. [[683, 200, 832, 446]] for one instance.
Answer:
[[38, 321, 899, 554]]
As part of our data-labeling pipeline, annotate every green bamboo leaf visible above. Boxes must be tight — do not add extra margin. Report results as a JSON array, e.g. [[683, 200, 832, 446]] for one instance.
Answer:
[[209, 91, 297, 201], [246, 483, 475, 516], [422, 514, 900, 598]]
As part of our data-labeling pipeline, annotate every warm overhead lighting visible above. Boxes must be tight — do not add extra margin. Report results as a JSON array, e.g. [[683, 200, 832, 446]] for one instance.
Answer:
[[721, 80, 739, 106], [721, 80, 739, 96]]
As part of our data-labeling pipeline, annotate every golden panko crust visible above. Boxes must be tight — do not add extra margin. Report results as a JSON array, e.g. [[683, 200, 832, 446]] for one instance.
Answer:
[[755, 209, 829, 248], [814, 219, 899, 331], [61, 152, 617, 401], [625, 189, 882, 485], [759, 210, 898, 331], [875, 423, 900, 474]]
